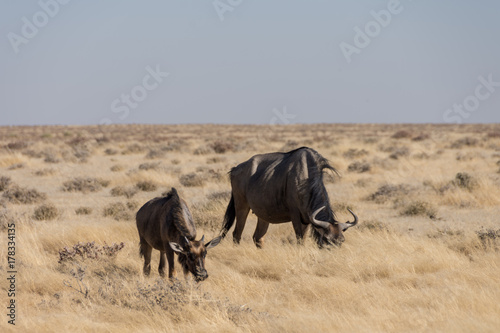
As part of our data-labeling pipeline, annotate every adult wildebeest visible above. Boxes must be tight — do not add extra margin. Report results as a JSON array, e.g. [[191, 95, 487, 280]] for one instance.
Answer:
[[136, 188, 221, 281], [220, 147, 358, 248]]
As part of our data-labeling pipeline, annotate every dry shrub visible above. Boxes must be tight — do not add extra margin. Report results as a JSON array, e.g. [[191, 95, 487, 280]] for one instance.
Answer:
[[33, 168, 55, 176], [453, 172, 478, 191], [486, 131, 500, 139], [207, 156, 226, 164], [0, 176, 12, 191], [58, 241, 125, 263], [110, 186, 138, 198], [179, 173, 205, 187], [343, 148, 369, 159], [3, 186, 47, 204], [476, 229, 500, 251], [110, 164, 124, 172], [211, 140, 235, 154], [0, 209, 14, 231], [412, 133, 430, 141], [62, 177, 110, 193], [136, 180, 157, 192], [104, 148, 118, 155], [392, 130, 412, 139], [145, 149, 166, 159], [193, 145, 214, 155], [401, 201, 437, 219], [122, 143, 144, 154], [389, 147, 409, 159], [8, 163, 24, 170], [368, 184, 413, 204], [450, 137, 478, 149], [103, 202, 133, 221], [347, 161, 371, 173], [75, 207, 92, 215], [5, 141, 28, 150], [33, 203, 59, 221], [138, 162, 161, 171]]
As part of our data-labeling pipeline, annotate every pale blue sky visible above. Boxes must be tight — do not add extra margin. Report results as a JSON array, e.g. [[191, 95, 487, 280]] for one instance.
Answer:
[[1, 0, 499, 125]]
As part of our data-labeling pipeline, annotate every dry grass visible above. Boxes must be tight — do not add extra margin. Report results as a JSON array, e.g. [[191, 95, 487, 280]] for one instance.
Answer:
[[0, 123, 499, 332]]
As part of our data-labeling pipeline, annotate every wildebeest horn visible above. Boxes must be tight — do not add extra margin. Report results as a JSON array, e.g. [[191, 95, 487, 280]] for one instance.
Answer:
[[310, 206, 331, 229], [339, 208, 358, 232], [184, 236, 190, 245], [200, 235, 205, 243]]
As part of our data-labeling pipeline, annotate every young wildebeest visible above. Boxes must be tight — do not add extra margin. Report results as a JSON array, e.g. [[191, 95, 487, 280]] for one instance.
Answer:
[[136, 188, 221, 281], [220, 147, 358, 248]]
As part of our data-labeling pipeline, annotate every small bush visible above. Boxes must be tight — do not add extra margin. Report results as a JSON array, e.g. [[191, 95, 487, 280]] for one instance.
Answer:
[[401, 201, 437, 219], [62, 177, 110, 193], [450, 137, 478, 149], [138, 162, 161, 171], [33, 203, 59, 221], [75, 207, 92, 215], [122, 144, 144, 154], [412, 133, 430, 141], [103, 202, 132, 221], [343, 149, 369, 159], [368, 184, 412, 204], [453, 172, 478, 191], [136, 180, 158, 192], [179, 173, 205, 187], [0, 176, 12, 191], [110, 186, 138, 198], [476, 229, 500, 250], [486, 131, 500, 139], [3, 186, 47, 204], [211, 140, 235, 154], [33, 168, 55, 177], [5, 141, 28, 150], [58, 241, 125, 263], [207, 156, 226, 164], [392, 130, 412, 139], [347, 161, 371, 173], [145, 149, 166, 159], [389, 147, 409, 160], [110, 164, 124, 172], [8, 163, 24, 170], [104, 148, 118, 155]]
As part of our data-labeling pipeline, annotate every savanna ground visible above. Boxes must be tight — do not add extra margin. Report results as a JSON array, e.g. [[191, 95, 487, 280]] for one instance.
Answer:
[[1, 123, 500, 332]]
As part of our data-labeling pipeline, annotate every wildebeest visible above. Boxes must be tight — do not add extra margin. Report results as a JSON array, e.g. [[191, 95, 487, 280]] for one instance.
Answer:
[[136, 188, 221, 281], [219, 147, 358, 248]]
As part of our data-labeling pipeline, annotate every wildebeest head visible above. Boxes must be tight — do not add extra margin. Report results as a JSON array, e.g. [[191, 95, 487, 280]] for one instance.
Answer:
[[169, 235, 221, 282], [310, 206, 358, 247]]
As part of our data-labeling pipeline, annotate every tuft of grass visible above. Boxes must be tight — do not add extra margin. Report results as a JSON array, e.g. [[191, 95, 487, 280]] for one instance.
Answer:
[[343, 148, 369, 159], [103, 202, 133, 221], [450, 137, 478, 148], [62, 177, 110, 193], [179, 173, 205, 187], [211, 140, 235, 154], [347, 161, 371, 173], [110, 164, 124, 172], [135, 180, 157, 192], [0, 176, 12, 191], [368, 184, 413, 204], [401, 201, 437, 219], [2, 186, 47, 204], [138, 162, 161, 171], [33, 168, 55, 176], [392, 130, 412, 139], [75, 207, 92, 215], [33, 203, 59, 221], [110, 186, 138, 198], [453, 172, 479, 191]]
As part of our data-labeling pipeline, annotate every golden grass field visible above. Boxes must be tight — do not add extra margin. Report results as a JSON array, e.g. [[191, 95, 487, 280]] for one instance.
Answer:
[[1, 123, 500, 332]]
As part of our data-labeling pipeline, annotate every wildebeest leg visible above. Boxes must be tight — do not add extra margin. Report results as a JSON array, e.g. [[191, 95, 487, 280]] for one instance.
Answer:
[[158, 251, 166, 277], [166, 247, 176, 278], [291, 212, 306, 245], [140, 240, 153, 276], [232, 199, 250, 244], [253, 218, 270, 248]]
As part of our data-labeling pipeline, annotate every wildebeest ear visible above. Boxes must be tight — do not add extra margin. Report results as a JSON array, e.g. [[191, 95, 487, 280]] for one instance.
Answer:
[[205, 236, 222, 250], [169, 242, 185, 253]]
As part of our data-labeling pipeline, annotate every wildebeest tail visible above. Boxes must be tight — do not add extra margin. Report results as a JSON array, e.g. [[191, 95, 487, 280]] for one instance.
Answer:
[[219, 193, 236, 238]]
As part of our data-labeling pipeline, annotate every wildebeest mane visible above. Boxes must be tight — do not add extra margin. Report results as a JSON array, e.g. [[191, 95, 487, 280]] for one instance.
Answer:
[[164, 188, 195, 241]]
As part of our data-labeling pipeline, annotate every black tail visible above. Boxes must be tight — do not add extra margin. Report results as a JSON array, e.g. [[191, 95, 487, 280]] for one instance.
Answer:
[[219, 194, 236, 238]]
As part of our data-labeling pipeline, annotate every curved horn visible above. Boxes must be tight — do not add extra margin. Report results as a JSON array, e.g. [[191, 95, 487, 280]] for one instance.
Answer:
[[310, 206, 331, 229], [200, 235, 205, 243], [184, 236, 190, 246], [339, 208, 358, 232]]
